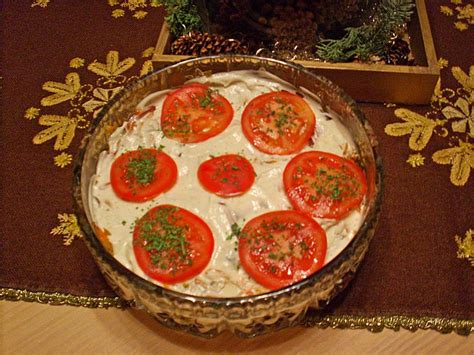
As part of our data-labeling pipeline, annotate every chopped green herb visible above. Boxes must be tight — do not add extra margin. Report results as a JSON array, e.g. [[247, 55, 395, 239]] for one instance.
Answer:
[[199, 89, 216, 108], [126, 150, 157, 186], [226, 222, 242, 241], [275, 112, 289, 134], [136, 206, 191, 270]]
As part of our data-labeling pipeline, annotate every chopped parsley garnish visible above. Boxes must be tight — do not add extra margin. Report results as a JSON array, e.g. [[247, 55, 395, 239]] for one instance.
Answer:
[[135, 207, 192, 270], [126, 150, 157, 186], [199, 89, 216, 108], [275, 112, 289, 134], [331, 185, 342, 200], [268, 252, 277, 260], [226, 222, 242, 240], [309, 167, 359, 201]]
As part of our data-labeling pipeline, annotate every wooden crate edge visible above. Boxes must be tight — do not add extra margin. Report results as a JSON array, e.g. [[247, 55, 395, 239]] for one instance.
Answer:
[[152, 0, 439, 105]]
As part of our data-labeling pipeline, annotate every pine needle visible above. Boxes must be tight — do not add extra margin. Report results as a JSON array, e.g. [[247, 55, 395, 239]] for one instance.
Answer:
[[316, 0, 415, 62], [157, 0, 204, 37]]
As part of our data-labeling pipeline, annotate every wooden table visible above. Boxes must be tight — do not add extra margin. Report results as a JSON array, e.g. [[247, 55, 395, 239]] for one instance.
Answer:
[[2, 301, 472, 354]]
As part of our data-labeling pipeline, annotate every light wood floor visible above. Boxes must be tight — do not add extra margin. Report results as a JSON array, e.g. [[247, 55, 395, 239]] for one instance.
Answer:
[[1, 301, 472, 354]]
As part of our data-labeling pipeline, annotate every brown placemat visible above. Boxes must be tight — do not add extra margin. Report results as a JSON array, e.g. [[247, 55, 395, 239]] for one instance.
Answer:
[[1, 0, 473, 335]]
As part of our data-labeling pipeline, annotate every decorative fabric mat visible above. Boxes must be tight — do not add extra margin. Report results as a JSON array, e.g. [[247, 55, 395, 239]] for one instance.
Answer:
[[1, 1, 472, 335]]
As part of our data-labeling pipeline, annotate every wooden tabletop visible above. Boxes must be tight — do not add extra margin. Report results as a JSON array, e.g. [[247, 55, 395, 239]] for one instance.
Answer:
[[2, 301, 472, 354]]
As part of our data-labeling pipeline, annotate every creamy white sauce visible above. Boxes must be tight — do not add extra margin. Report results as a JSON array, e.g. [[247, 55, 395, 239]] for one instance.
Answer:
[[89, 70, 366, 298]]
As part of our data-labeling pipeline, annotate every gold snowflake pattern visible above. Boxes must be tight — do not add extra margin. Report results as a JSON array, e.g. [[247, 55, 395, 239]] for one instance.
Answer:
[[385, 65, 474, 186], [142, 46, 155, 58], [440, 1, 474, 31], [69, 57, 85, 69], [112, 9, 125, 18], [133, 10, 148, 19], [82, 87, 124, 117], [455, 229, 474, 266], [54, 152, 73, 168], [50, 213, 83, 245], [28, 49, 154, 168], [438, 57, 449, 69], [455, 22, 469, 31], [108, 0, 161, 19], [31, 0, 50, 7], [406, 153, 426, 167], [25, 107, 41, 120], [440, 6, 454, 16], [140, 60, 154, 76], [124, 0, 147, 10], [88, 50, 135, 87]]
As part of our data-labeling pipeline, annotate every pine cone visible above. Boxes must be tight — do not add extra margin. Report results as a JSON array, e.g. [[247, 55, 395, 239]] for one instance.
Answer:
[[171, 32, 249, 56], [385, 38, 412, 65]]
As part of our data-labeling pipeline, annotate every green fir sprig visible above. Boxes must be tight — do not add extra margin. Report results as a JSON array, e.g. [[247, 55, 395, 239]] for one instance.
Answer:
[[154, 0, 204, 37], [316, 0, 415, 62]]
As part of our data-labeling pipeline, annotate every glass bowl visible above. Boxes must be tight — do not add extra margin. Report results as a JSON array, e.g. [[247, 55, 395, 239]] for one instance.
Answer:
[[73, 55, 383, 338]]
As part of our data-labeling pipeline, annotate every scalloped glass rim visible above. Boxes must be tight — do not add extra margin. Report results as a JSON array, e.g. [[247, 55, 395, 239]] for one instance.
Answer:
[[73, 55, 383, 306]]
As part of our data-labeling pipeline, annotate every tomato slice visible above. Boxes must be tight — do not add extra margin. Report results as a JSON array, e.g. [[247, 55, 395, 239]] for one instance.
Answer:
[[241, 91, 315, 155], [197, 154, 255, 197], [238, 210, 327, 290], [283, 151, 367, 220], [110, 148, 178, 202], [133, 204, 214, 284], [161, 83, 234, 143]]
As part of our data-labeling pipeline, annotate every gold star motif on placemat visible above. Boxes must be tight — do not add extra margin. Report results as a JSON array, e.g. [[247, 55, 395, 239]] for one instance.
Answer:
[[385, 64, 473, 187], [31, 0, 50, 8], [30, 0, 161, 19], [440, 0, 474, 32], [28, 49, 153, 162], [455, 229, 474, 266], [406, 153, 426, 167], [24, 107, 41, 120], [24, 48, 156, 246], [69, 57, 85, 69], [54, 152, 73, 168], [107, 0, 161, 20], [50, 213, 83, 245]]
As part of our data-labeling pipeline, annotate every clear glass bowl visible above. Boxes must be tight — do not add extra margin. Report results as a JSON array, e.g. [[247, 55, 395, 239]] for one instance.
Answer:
[[73, 55, 383, 338]]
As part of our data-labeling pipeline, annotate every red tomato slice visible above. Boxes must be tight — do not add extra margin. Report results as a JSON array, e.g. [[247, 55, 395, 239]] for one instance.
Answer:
[[110, 148, 178, 202], [238, 210, 327, 290], [161, 83, 234, 143], [241, 91, 315, 155], [133, 204, 214, 284], [283, 151, 367, 220], [197, 154, 255, 197]]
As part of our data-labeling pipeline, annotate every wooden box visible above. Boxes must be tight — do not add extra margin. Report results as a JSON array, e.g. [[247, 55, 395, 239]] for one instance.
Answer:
[[152, 0, 439, 105]]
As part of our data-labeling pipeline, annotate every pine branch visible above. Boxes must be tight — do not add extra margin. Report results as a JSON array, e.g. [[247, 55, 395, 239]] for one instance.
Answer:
[[316, 0, 415, 62], [157, 0, 204, 37]]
